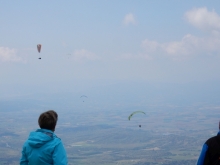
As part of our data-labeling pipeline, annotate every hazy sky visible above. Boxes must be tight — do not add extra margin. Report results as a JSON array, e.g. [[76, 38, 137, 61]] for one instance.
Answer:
[[1, 1, 220, 98]]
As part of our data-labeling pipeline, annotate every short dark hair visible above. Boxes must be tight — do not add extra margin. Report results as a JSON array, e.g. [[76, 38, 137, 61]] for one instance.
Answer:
[[38, 110, 58, 131]]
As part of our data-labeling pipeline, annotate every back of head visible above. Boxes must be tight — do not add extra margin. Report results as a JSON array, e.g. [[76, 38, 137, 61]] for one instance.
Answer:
[[38, 110, 58, 131]]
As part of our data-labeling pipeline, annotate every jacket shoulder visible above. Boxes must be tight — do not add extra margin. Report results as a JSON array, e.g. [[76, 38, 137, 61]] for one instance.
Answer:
[[206, 135, 220, 146], [205, 135, 220, 153]]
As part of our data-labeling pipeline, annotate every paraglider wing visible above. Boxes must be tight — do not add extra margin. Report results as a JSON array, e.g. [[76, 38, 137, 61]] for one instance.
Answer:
[[80, 95, 88, 102], [128, 111, 146, 120], [37, 44, 41, 53]]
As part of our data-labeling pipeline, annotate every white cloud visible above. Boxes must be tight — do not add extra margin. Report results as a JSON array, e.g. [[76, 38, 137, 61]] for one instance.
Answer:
[[141, 39, 160, 52], [136, 8, 220, 61], [123, 13, 136, 25], [71, 49, 99, 61], [162, 34, 201, 55], [0, 47, 24, 62], [185, 7, 220, 32], [141, 34, 220, 61]]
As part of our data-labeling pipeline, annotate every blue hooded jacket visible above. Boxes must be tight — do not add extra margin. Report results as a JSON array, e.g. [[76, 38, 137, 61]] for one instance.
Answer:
[[20, 129, 68, 165]]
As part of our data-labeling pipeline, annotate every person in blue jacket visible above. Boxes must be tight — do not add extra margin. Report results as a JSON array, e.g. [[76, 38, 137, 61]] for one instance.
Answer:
[[20, 110, 68, 165], [197, 121, 220, 165]]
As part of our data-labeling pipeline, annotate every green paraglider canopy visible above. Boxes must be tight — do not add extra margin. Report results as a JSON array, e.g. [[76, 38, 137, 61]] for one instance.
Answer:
[[128, 111, 146, 120]]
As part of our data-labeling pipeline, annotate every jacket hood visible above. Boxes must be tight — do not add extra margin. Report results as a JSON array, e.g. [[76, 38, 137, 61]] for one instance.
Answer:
[[27, 129, 55, 148]]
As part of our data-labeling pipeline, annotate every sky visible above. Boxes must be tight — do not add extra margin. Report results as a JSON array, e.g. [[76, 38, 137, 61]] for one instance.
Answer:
[[1, 1, 220, 102]]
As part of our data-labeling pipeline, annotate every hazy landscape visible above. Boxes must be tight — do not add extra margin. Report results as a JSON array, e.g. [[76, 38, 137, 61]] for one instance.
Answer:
[[1, 82, 220, 165], [1, 1, 220, 165]]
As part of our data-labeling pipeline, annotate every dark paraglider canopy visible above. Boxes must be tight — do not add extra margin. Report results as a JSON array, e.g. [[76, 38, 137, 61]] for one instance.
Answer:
[[80, 95, 87, 98], [80, 95, 88, 102]]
